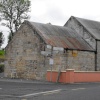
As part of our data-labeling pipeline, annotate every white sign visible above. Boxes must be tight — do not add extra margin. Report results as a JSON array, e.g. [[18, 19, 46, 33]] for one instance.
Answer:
[[49, 58, 54, 65], [46, 45, 52, 49], [41, 51, 51, 56], [53, 47, 64, 51]]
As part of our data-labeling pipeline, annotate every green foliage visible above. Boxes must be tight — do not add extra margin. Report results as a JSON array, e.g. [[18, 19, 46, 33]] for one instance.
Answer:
[[0, 50, 5, 56], [0, 50, 5, 59], [0, 50, 5, 73], [0, 0, 30, 41], [0, 64, 4, 73]]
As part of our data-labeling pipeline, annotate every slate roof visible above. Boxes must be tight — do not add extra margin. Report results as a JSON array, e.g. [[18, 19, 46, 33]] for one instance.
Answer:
[[73, 16, 100, 40], [26, 21, 93, 51]]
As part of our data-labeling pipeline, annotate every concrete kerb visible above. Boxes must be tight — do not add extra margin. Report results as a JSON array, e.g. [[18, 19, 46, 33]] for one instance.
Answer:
[[0, 77, 55, 84], [1, 77, 100, 85]]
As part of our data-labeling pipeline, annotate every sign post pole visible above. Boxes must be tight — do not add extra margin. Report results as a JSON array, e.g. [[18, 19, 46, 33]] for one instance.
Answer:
[[41, 45, 64, 82], [50, 46, 53, 82], [49, 58, 53, 82]]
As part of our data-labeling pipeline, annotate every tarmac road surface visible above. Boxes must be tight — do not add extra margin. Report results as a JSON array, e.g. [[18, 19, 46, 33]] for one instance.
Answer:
[[0, 78, 100, 100]]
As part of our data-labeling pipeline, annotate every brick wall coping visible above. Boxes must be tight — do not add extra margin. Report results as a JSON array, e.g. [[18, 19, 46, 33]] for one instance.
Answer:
[[47, 70, 100, 73], [66, 69, 75, 71], [75, 71, 100, 73], [47, 70, 66, 72]]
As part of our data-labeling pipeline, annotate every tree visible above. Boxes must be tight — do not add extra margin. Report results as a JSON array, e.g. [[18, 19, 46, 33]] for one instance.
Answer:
[[8, 32, 12, 42], [0, 32, 4, 47], [0, 0, 30, 39]]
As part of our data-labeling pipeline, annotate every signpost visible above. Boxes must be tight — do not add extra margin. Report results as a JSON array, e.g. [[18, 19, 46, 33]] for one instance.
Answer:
[[41, 45, 64, 82], [41, 51, 51, 56], [53, 47, 64, 51], [49, 58, 54, 65], [46, 45, 52, 49], [49, 58, 54, 81]]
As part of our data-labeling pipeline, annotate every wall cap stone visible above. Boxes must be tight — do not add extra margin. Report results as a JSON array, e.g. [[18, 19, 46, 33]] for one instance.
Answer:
[[75, 71, 100, 73], [47, 70, 66, 72], [66, 69, 74, 71]]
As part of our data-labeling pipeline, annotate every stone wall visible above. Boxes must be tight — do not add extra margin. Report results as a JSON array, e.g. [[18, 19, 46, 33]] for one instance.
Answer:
[[65, 17, 96, 49], [48, 50, 95, 71], [5, 24, 47, 80], [66, 50, 95, 71], [97, 41, 100, 70]]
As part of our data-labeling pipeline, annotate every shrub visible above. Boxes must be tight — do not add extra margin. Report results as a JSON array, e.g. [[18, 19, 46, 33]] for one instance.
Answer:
[[0, 50, 5, 60]]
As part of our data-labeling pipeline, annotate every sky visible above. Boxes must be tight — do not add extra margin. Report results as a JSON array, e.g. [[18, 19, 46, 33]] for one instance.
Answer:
[[1, 0, 100, 48]]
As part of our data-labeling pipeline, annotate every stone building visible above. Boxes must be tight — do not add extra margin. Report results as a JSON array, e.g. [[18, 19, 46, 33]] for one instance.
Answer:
[[5, 16, 98, 80], [65, 16, 100, 71]]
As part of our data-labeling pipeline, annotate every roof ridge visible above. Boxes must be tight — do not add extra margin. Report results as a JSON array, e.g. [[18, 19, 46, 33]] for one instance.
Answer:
[[72, 16, 100, 23]]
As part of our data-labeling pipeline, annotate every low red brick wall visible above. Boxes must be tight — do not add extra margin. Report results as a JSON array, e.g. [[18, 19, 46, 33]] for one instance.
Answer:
[[46, 69, 100, 83], [74, 72, 100, 83]]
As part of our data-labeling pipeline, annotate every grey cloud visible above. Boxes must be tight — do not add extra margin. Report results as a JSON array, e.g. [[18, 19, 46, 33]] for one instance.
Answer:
[[44, 7, 69, 25]]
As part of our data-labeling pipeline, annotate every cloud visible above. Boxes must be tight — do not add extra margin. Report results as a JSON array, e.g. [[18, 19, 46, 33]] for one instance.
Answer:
[[0, 26, 9, 48], [30, 0, 100, 26], [1, 0, 100, 47], [43, 7, 69, 25], [30, 0, 69, 25]]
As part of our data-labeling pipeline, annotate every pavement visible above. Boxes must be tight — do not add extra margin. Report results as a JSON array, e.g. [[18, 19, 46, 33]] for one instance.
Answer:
[[0, 72, 54, 84], [0, 77, 54, 84]]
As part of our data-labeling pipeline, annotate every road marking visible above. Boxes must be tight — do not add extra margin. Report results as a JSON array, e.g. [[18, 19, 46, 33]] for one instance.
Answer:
[[72, 88, 86, 90], [18, 89, 62, 98], [43, 90, 60, 95]]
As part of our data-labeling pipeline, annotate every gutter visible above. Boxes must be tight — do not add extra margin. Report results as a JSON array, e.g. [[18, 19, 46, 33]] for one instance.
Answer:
[[65, 48, 95, 52]]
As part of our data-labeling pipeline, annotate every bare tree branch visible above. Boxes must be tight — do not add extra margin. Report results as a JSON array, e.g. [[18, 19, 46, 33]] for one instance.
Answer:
[[0, 0, 30, 41]]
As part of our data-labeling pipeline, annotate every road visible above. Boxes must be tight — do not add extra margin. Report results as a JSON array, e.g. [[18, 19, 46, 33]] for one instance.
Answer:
[[0, 79, 100, 100]]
